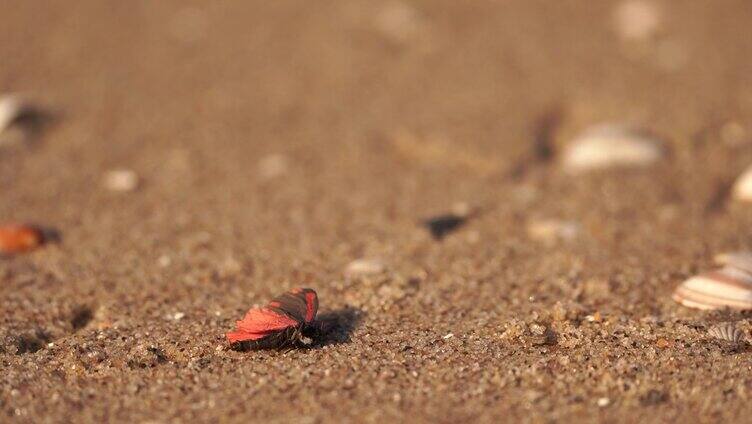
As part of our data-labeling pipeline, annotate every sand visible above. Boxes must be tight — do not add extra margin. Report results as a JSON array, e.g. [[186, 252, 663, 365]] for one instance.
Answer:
[[3, 0, 752, 422]]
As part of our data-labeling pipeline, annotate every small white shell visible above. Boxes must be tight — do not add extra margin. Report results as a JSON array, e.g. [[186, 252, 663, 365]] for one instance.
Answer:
[[345, 258, 386, 277], [561, 124, 664, 173], [0, 95, 22, 135], [732, 165, 752, 202], [673, 265, 752, 310], [707, 323, 745, 343], [103, 169, 139, 192], [613, 0, 661, 41]]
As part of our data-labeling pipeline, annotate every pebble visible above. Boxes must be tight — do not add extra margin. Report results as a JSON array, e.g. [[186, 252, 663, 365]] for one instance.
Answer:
[[103, 169, 139, 192], [732, 165, 752, 202], [561, 124, 664, 172], [345, 258, 387, 277], [423, 213, 467, 240], [158, 255, 172, 267], [443, 333, 454, 340], [613, 0, 660, 41]]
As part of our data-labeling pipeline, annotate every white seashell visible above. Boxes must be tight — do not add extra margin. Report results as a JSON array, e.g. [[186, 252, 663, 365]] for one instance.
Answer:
[[732, 165, 752, 202], [345, 258, 386, 277], [707, 323, 745, 343], [673, 265, 752, 310], [613, 0, 660, 41], [0, 94, 22, 135], [103, 169, 139, 192], [526, 219, 580, 243], [714, 251, 752, 274], [561, 124, 664, 172]]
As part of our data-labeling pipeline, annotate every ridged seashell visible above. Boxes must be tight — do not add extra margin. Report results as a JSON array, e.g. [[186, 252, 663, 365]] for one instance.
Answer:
[[732, 165, 752, 202], [561, 124, 664, 173], [673, 263, 752, 310], [707, 323, 745, 343], [0, 224, 43, 254], [345, 258, 386, 277]]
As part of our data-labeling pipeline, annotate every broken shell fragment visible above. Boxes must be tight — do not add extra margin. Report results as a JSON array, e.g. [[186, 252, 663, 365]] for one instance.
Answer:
[[732, 165, 752, 202], [561, 124, 664, 173], [0, 224, 44, 254], [707, 323, 745, 343], [673, 259, 752, 310]]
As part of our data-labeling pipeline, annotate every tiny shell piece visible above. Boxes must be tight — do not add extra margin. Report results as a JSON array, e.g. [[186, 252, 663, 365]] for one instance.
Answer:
[[673, 265, 752, 310], [345, 258, 386, 277], [561, 124, 664, 173], [707, 323, 745, 343], [732, 165, 752, 202], [103, 169, 139, 192], [613, 0, 661, 41], [0, 224, 43, 254], [0, 95, 22, 135]]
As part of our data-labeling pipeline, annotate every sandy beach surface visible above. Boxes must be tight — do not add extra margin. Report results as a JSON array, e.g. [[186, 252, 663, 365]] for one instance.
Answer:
[[3, 1, 752, 422]]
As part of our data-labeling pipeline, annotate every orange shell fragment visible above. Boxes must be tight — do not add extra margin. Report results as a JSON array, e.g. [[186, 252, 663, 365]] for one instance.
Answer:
[[0, 224, 43, 254]]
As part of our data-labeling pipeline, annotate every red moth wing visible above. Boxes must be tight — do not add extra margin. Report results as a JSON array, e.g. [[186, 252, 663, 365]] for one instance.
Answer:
[[268, 288, 318, 324], [226, 307, 300, 343]]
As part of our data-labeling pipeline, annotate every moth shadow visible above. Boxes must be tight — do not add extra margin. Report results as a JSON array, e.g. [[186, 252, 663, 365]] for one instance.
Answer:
[[313, 307, 365, 347]]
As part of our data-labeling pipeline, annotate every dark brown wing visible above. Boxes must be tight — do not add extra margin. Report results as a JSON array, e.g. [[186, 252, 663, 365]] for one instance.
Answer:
[[267, 288, 318, 324]]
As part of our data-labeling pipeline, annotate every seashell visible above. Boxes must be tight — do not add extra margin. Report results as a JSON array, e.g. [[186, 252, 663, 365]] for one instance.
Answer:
[[732, 165, 752, 202], [707, 323, 745, 343], [0, 94, 22, 135], [103, 169, 139, 192], [561, 124, 664, 173], [345, 258, 386, 277], [673, 264, 752, 310], [613, 0, 661, 41], [0, 224, 44, 254]]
